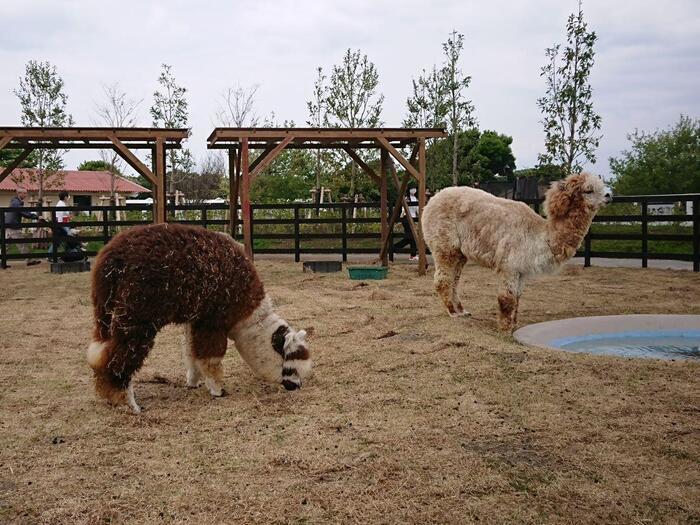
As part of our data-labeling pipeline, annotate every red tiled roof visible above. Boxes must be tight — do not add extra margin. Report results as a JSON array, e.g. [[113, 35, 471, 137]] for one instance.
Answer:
[[0, 169, 150, 193]]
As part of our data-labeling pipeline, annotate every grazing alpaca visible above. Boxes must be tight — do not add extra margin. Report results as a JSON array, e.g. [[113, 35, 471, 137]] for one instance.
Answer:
[[422, 172, 611, 332], [88, 223, 312, 413]]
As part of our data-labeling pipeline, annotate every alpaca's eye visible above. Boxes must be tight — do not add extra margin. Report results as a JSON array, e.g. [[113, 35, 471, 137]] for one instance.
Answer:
[[584, 190, 594, 194]]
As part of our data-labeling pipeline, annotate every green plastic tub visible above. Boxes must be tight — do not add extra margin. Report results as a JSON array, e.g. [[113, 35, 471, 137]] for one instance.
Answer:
[[347, 266, 389, 280]]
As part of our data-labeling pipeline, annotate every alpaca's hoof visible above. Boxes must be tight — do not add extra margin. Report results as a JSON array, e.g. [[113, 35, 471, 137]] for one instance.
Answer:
[[450, 309, 471, 318]]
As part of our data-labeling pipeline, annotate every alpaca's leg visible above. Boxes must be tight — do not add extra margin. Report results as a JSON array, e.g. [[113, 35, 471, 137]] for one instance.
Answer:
[[183, 325, 202, 388], [89, 327, 156, 414], [497, 274, 523, 332], [189, 325, 228, 397], [433, 248, 468, 317]]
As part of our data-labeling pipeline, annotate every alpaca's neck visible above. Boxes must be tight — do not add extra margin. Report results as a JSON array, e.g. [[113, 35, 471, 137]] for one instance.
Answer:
[[229, 296, 285, 383], [546, 207, 596, 264]]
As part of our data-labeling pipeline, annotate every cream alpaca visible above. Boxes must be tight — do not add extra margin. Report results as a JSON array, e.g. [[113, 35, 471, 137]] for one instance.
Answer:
[[422, 172, 611, 331]]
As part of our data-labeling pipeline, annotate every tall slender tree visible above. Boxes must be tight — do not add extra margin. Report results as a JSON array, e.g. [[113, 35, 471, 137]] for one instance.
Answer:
[[442, 31, 476, 186], [537, 0, 601, 174], [94, 82, 142, 201], [403, 65, 449, 130], [306, 67, 331, 203], [150, 64, 191, 194], [326, 49, 384, 197], [214, 84, 260, 127], [14, 60, 74, 203]]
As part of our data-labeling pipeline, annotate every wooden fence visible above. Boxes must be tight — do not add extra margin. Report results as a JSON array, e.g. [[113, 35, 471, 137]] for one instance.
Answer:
[[1, 194, 699, 271]]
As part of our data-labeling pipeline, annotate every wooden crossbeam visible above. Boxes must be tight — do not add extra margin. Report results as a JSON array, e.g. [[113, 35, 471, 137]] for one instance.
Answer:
[[248, 144, 276, 174], [0, 136, 13, 151], [379, 164, 412, 263], [409, 142, 420, 165], [341, 147, 380, 184], [109, 135, 155, 184], [376, 136, 421, 181], [249, 136, 295, 180], [0, 148, 34, 184]]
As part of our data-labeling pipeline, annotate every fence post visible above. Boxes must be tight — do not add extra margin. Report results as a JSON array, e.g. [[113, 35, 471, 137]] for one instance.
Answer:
[[0, 209, 6, 269], [201, 207, 208, 229], [641, 200, 648, 269], [693, 196, 699, 272], [341, 205, 348, 263], [249, 204, 255, 256], [102, 207, 110, 247], [584, 232, 591, 268], [294, 205, 300, 263], [51, 210, 59, 264]]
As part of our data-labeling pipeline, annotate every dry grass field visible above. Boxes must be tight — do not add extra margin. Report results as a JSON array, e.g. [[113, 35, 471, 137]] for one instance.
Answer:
[[1, 259, 699, 524]]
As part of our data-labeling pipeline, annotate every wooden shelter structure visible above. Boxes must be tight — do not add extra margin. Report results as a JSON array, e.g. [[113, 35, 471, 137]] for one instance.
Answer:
[[208, 127, 447, 274], [0, 127, 188, 223]]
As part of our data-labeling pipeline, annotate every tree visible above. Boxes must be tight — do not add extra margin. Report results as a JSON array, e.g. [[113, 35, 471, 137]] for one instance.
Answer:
[[403, 65, 449, 130], [13, 60, 74, 202], [611, 115, 700, 195], [214, 84, 260, 127], [94, 83, 141, 201], [326, 49, 384, 197], [78, 159, 123, 175], [537, 0, 601, 175], [306, 67, 334, 203], [177, 153, 226, 202], [426, 129, 515, 189], [150, 64, 191, 194], [442, 31, 476, 186]]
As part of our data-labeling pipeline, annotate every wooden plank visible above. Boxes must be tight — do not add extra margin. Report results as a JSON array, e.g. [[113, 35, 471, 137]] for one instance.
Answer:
[[248, 144, 276, 174], [2, 127, 188, 142], [379, 162, 412, 263], [109, 135, 156, 184], [154, 138, 166, 224], [387, 162, 422, 259], [249, 136, 295, 179], [341, 147, 380, 184], [209, 128, 448, 143], [417, 138, 427, 274], [0, 136, 13, 151], [0, 148, 34, 184], [376, 136, 421, 182], [241, 138, 253, 259], [229, 150, 240, 237], [380, 150, 389, 266]]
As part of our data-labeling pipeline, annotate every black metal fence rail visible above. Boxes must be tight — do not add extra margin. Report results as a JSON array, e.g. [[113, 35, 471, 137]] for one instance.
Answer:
[[1, 193, 699, 271]]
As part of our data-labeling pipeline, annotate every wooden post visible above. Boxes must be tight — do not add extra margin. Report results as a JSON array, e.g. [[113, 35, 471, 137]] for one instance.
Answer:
[[692, 196, 699, 272], [380, 149, 389, 267], [417, 138, 427, 275], [641, 200, 648, 269], [155, 138, 166, 223], [241, 138, 253, 259], [228, 149, 240, 237]]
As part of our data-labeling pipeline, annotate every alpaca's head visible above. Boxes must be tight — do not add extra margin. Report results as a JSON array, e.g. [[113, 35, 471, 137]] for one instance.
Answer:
[[544, 172, 611, 219], [274, 325, 313, 390]]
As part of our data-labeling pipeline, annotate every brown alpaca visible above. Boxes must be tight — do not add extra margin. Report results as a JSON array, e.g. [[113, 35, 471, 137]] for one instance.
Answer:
[[88, 223, 312, 413], [422, 172, 611, 332]]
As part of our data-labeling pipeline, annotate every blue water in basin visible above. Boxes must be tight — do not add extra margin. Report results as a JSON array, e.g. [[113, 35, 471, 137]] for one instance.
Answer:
[[550, 330, 700, 360]]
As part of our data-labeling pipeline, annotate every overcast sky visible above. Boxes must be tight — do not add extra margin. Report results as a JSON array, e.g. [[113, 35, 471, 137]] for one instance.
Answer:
[[1, 0, 698, 179]]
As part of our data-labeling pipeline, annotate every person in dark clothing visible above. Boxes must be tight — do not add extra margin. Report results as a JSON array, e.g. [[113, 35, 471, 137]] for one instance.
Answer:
[[4, 187, 41, 266], [393, 187, 419, 260]]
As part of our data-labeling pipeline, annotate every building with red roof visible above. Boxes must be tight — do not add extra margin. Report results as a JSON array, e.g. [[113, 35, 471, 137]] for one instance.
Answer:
[[0, 169, 150, 207]]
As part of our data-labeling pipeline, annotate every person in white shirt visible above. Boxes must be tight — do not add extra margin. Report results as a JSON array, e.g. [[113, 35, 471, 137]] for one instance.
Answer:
[[55, 190, 70, 226], [395, 187, 419, 260]]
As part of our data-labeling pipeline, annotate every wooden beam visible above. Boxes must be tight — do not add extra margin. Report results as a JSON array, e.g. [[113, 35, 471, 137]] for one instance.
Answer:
[[341, 147, 380, 185], [380, 149, 389, 267], [109, 135, 155, 184], [0, 148, 34, 184], [417, 138, 427, 275], [409, 142, 420, 165], [376, 136, 421, 182], [0, 136, 13, 151], [229, 149, 240, 237], [241, 138, 253, 259], [248, 144, 276, 174], [249, 136, 295, 179], [154, 138, 166, 224]]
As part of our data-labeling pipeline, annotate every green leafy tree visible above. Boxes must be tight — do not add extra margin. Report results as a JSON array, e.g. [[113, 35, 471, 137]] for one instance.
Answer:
[[442, 31, 476, 186], [251, 149, 315, 202], [177, 153, 226, 202], [78, 160, 123, 175], [403, 65, 449, 129], [611, 115, 700, 195], [150, 64, 191, 194], [306, 67, 335, 203], [326, 49, 384, 197], [537, 0, 601, 174], [13, 60, 74, 202]]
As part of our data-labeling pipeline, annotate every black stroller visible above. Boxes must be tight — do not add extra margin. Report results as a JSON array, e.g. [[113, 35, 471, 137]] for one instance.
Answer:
[[45, 220, 88, 262]]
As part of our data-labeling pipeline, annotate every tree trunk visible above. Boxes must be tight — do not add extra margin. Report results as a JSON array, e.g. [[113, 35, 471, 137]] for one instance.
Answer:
[[452, 131, 458, 186], [350, 162, 356, 198]]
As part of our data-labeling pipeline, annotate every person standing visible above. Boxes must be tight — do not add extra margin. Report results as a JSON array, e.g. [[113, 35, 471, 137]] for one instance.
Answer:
[[394, 187, 419, 260], [55, 190, 70, 227], [4, 187, 41, 266]]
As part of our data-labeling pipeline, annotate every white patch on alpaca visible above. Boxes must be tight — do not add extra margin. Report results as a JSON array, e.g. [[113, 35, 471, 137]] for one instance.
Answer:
[[283, 330, 313, 380], [127, 383, 141, 414], [86, 341, 107, 370], [229, 296, 285, 383], [196, 357, 223, 396], [182, 325, 201, 388]]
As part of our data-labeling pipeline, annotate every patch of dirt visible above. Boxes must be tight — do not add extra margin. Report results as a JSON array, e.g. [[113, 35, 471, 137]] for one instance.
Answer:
[[0, 260, 699, 524]]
